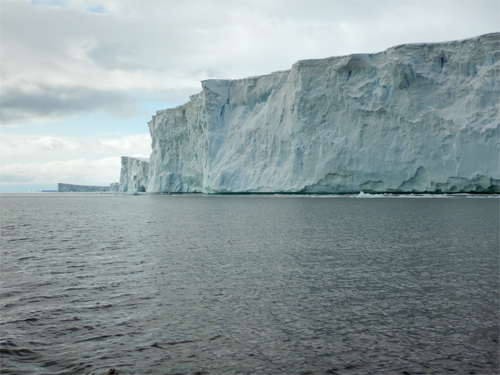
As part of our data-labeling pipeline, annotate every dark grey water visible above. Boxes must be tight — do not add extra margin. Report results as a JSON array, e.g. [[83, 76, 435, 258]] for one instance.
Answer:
[[0, 194, 498, 375]]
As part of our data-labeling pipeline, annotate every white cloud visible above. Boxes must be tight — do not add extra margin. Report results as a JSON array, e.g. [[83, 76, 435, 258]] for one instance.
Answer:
[[0, 157, 121, 185], [0, 133, 151, 185], [1, 133, 150, 157]]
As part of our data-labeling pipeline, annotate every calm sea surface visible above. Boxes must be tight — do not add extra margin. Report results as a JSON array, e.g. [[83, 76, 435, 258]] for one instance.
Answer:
[[1, 194, 498, 375]]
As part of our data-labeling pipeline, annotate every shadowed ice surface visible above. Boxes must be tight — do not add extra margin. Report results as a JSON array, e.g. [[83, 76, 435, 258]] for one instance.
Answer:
[[0, 194, 498, 374]]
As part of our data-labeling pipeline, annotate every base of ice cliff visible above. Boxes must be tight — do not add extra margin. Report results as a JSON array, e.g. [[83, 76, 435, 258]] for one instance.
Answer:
[[147, 33, 499, 194]]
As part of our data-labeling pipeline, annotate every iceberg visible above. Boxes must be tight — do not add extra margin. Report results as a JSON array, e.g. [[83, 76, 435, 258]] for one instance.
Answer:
[[118, 157, 150, 193], [147, 33, 499, 194], [58, 183, 111, 192]]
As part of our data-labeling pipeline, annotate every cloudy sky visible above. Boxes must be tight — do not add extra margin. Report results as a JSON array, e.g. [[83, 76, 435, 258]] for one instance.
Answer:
[[1, 0, 498, 192]]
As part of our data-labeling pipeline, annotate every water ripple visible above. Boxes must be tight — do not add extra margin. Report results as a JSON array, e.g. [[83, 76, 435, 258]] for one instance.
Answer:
[[0, 194, 498, 374]]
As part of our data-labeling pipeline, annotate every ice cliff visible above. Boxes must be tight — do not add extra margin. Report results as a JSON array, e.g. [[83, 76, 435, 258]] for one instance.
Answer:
[[118, 157, 150, 192], [58, 183, 111, 192], [147, 33, 499, 194]]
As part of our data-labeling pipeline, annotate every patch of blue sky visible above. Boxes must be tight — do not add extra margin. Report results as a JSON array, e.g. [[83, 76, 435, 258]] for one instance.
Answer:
[[86, 6, 105, 14], [30, 1, 105, 14], [0, 183, 59, 193], [0, 112, 147, 138]]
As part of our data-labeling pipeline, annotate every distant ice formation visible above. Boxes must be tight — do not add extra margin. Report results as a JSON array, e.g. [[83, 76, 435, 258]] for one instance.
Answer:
[[118, 157, 150, 193], [58, 183, 111, 193], [146, 33, 499, 194]]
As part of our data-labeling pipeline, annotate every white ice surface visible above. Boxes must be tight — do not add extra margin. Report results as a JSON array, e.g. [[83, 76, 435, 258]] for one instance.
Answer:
[[147, 33, 499, 194], [118, 157, 150, 193]]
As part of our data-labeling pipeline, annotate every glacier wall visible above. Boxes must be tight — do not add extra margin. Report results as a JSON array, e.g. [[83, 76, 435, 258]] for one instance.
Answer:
[[118, 157, 150, 193], [148, 33, 499, 194], [58, 183, 110, 192]]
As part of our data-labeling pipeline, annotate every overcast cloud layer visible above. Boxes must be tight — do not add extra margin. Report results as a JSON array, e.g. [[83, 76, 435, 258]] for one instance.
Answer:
[[0, 133, 151, 186], [1, 0, 499, 190]]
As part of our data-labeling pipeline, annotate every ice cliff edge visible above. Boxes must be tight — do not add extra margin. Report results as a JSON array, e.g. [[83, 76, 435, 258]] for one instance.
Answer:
[[147, 33, 499, 194], [118, 157, 149, 193]]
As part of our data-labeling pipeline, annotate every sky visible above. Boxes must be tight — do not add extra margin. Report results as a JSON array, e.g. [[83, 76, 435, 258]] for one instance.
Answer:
[[1, 0, 499, 192]]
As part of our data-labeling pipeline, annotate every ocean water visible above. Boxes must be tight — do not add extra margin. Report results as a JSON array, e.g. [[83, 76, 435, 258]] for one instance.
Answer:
[[0, 194, 498, 375]]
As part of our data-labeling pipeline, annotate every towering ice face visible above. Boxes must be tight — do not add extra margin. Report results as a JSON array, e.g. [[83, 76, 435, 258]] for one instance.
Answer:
[[147, 33, 499, 194], [118, 157, 150, 193]]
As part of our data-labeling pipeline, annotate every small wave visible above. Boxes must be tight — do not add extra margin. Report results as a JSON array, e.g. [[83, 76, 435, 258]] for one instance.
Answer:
[[0, 347, 40, 358], [0, 338, 94, 375], [18, 256, 39, 261], [74, 335, 113, 343], [0, 291, 21, 299], [7, 238, 32, 242]]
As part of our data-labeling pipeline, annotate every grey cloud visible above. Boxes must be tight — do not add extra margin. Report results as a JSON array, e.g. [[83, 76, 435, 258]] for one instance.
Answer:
[[87, 44, 136, 70], [1, 86, 139, 125], [1, 0, 498, 126]]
